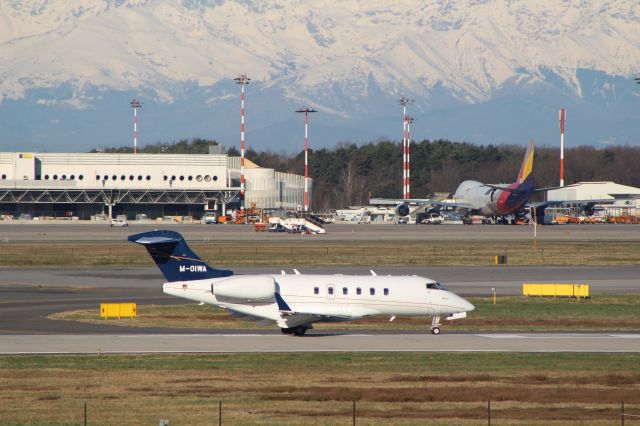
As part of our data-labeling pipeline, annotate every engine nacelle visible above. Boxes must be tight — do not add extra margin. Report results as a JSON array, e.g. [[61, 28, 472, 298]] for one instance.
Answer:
[[395, 203, 410, 217], [213, 276, 275, 303]]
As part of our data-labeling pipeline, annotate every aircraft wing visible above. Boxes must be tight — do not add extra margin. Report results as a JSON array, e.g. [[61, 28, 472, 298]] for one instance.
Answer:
[[429, 200, 478, 210], [275, 292, 354, 324], [369, 197, 434, 205]]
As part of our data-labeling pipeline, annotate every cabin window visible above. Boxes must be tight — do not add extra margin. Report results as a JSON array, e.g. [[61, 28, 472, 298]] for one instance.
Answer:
[[356, 287, 362, 295], [79, 175, 83, 180], [342, 287, 348, 295], [370, 288, 375, 296], [384, 288, 389, 296], [313, 287, 319, 295], [328, 287, 334, 295], [70, 175, 75, 180], [146, 175, 151, 181]]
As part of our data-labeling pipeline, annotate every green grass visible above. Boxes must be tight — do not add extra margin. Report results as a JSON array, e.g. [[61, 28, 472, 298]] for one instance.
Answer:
[[2, 240, 640, 266], [2, 352, 640, 373], [51, 294, 640, 332]]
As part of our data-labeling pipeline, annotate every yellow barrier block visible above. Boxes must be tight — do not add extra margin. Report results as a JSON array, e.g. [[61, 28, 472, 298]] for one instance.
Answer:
[[522, 284, 589, 299], [100, 303, 137, 319]]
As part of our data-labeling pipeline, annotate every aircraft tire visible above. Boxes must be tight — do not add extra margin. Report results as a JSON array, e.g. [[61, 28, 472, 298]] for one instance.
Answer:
[[431, 327, 440, 335], [281, 328, 294, 335], [293, 326, 307, 336]]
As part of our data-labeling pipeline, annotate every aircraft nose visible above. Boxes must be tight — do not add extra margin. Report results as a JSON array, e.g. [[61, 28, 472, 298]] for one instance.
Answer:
[[462, 299, 475, 312], [454, 295, 474, 312]]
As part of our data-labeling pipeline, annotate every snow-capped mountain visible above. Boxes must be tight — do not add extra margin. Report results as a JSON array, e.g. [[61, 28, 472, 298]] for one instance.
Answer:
[[0, 0, 639, 152]]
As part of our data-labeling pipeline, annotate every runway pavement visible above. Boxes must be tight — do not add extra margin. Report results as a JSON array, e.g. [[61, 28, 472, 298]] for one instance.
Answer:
[[0, 265, 638, 335], [2, 333, 639, 354]]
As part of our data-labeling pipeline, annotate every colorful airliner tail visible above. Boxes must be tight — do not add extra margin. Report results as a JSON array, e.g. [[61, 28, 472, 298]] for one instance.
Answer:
[[516, 139, 535, 184]]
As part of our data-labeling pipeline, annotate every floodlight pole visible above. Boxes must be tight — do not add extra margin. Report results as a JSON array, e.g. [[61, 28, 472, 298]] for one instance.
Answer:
[[131, 99, 142, 154], [234, 74, 251, 213], [406, 115, 414, 199], [559, 108, 566, 187], [296, 107, 317, 211], [399, 96, 411, 199]]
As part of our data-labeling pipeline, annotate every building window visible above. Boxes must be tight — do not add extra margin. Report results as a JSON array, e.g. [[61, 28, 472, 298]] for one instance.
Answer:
[[204, 175, 211, 182], [342, 287, 348, 295], [370, 288, 375, 296], [356, 287, 361, 295], [196, 175, 203, 182], [213, 175, 218, 181], [384, 288, 389, 296], [313, 287, 319, 295]]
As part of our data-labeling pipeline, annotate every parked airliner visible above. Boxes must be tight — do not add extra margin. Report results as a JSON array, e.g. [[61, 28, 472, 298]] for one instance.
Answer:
[[129, 230, 474, 335], [371, 139, 548, 222]]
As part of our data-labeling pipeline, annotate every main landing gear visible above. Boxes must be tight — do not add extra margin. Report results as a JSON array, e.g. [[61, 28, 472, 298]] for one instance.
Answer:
[[281, 325, 308, 336], [430, 316, 441, 335]]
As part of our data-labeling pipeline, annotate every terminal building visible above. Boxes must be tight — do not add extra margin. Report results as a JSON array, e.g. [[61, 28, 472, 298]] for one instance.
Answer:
[[0, 152, 310, 220]]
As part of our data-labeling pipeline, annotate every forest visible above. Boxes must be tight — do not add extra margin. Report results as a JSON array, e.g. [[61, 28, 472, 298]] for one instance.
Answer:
[[92, 138, 640, 210]]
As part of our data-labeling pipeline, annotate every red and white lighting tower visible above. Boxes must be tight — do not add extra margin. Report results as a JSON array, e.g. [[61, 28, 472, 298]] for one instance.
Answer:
[[399, 96, 412, 199], [296, 107, 317, 211], [406, 115, 414, 199], [559, 108, 566, 187], [131, 99, 142, 154], [234, 74, 251, 209]]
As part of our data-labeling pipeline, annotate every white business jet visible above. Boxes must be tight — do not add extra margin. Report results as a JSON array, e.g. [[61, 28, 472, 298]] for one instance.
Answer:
[[129, 230, 474, 336]]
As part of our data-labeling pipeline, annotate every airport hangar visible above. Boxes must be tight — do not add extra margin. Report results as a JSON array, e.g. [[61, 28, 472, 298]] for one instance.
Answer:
[[545, 181, 640, 216], [0, 151, 310, 220]]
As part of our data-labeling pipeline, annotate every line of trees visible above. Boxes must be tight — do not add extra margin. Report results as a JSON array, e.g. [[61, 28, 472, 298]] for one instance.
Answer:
[[90, 138, 640, 210]]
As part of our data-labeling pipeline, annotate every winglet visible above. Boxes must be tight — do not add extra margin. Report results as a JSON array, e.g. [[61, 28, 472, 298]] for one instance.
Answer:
[[517, 139, 535, 184]]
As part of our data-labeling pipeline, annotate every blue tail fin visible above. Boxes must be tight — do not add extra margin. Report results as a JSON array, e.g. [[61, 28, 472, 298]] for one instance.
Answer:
[[128, 230, 233, 282]]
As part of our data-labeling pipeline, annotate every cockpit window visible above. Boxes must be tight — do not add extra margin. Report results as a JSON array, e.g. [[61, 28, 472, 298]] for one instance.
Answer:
[[426, 282, 449, 291]]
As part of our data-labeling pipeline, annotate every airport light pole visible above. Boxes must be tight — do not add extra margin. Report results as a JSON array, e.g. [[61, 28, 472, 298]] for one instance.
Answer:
[[234, 74, 251, 213], [399, 96, 412, 199], [131, 99, 142, 154], [406, 115, 414, 199], [559, 108, 566, 187], [296, 107, 317, 212]]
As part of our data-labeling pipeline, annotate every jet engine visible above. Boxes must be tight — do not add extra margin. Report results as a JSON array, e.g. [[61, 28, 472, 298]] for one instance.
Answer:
[[395, 203, 410, 217], [213, 276, 275, 303]]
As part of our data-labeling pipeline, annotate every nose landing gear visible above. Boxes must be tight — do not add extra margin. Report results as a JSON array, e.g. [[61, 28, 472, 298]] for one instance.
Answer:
[[430, 316, 441, 335]]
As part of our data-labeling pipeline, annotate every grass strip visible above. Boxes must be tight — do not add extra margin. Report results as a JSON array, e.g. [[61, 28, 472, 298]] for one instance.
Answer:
[[50, 294, 640, 332], [1, 240, 640, 266], [1, 353, 639, 425]]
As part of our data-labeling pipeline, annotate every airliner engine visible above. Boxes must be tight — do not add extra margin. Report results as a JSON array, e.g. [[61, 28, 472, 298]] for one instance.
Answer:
[[213, 276, 275, 303], [395, 203, 410, 217]]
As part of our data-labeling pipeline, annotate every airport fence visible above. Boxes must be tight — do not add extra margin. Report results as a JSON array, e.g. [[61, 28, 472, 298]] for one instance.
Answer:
[[15, 399, 638, 425], [1, 240, 640, 266]]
